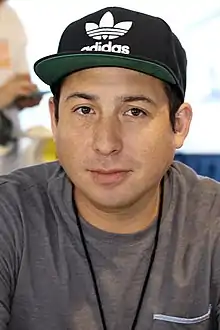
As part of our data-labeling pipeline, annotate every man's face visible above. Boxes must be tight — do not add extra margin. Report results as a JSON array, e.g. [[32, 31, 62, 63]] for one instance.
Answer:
[[50, 67, 191, 210]]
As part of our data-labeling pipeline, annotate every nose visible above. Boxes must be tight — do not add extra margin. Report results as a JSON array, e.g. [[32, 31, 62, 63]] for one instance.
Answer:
[[92, 116, 123, 156]]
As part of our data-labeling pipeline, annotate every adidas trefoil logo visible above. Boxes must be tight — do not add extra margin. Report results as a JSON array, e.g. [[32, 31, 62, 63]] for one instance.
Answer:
[[81, 11, 133, 55], [85, 11, 132, 40]]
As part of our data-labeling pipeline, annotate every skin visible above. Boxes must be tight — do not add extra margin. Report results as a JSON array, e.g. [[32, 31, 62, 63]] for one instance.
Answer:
[[0, 74, 38, 109], [49, 67, 192, 234]]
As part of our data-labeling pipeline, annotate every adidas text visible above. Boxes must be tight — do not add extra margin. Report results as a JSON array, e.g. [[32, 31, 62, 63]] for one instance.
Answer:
[[81, 41, 130, 55]]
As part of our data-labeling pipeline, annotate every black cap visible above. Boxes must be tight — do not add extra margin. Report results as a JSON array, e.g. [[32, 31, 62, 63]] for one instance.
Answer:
[[34, 7, 187, 100]]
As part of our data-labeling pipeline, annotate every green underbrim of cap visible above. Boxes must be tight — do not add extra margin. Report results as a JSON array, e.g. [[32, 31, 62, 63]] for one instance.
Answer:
[[34, 53, 176, 87]]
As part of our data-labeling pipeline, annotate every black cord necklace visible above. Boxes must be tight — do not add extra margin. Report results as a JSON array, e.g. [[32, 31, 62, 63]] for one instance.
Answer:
[[73, 177, 164, 330]]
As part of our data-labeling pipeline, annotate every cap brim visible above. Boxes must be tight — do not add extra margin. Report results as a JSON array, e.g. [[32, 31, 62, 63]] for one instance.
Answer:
[[34, 53, 176, 87]]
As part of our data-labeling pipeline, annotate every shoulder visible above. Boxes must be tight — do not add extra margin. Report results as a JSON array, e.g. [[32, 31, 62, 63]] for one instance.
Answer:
[[0, 161, 61, 202], [171, 161, 220, 220], [172, 160, 220, 196], [0, 161, 63, 246], [170, 162, 220, 305], [0, 161, 64, 259]]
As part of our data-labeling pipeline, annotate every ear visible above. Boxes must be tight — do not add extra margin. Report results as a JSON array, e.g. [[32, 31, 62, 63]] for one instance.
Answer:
[[49, 97, 57, 142], [174, 102, 193, 149]]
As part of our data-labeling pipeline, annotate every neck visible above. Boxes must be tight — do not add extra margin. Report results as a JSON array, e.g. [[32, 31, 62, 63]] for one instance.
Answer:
[[74, 184, 162, 234]]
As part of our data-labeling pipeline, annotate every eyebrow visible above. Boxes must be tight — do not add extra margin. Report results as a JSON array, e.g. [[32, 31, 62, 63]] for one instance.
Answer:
[[65, 92, 156, 106], [65, 92, 98, 102], [120, 95, 157, 106]]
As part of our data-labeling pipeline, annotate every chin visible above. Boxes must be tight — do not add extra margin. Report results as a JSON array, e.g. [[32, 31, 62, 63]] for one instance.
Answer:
[[86, 190, 138, 211], [73, 172, 144, 210]]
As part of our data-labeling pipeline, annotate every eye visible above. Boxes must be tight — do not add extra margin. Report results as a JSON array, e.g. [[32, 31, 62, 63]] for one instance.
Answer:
[[125, 108, 147, 117], [74, 106, 95, 115]]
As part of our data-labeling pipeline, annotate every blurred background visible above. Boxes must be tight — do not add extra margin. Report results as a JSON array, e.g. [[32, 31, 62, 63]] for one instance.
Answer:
[[2, 0, 220, 178]]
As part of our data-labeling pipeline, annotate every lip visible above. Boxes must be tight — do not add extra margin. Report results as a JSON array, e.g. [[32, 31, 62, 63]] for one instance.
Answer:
[[89, 169, 131, 185]]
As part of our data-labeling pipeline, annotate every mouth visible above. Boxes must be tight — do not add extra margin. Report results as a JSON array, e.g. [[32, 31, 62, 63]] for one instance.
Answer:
[[88, 169, 131, 186]]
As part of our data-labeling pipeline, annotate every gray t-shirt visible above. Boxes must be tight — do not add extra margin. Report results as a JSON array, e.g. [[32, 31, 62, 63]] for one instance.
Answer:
[[0, 161, 220, 330]]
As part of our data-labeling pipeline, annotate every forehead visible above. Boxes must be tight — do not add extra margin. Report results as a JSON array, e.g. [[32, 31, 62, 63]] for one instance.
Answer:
[[61, 67, 166, 99]]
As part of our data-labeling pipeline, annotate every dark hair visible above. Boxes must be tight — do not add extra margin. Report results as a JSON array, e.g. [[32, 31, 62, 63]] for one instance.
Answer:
[[51, 78, 182, 131], [51, 79, 63, 123], [163, 83, 183, 132]]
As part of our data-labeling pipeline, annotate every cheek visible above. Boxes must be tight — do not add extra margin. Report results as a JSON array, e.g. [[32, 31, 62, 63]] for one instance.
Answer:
[[55, 121, 91, 166], [125, 120, 175, 167]]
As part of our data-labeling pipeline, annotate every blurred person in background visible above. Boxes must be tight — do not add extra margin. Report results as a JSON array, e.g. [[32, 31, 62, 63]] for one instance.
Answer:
[[0, 74, 37, 109], [0, 0, 42, 173]]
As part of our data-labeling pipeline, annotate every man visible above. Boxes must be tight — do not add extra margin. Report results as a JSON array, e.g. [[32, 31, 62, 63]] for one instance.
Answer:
[[0, 0, 41, 171], [0, 6, 218, 330]]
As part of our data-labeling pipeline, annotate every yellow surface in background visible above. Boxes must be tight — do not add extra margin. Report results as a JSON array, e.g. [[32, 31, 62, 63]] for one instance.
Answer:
[[41, 139, 57, 162]]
